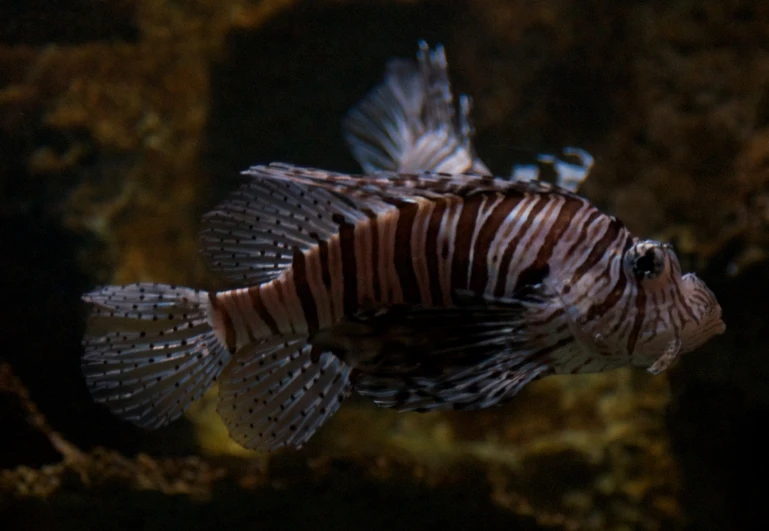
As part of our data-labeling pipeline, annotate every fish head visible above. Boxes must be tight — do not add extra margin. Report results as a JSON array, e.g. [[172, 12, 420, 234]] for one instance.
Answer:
[[621, 239, 725, 369]]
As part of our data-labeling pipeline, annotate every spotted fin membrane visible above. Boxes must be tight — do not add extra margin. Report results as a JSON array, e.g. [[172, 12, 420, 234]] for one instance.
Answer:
[[217, 337, 352, 451], [82, 283, 231, 429]]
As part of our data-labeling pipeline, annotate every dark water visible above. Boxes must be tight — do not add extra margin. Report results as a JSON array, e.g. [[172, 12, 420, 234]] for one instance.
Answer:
[[1, 1, 768, 530]]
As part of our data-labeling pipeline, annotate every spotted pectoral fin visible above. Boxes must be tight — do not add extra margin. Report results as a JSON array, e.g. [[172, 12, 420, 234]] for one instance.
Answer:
[[356, 354, 553, 412], [339, 292, 561, 411], [312, 303, 531, 373], [320, 283, 561, 367]]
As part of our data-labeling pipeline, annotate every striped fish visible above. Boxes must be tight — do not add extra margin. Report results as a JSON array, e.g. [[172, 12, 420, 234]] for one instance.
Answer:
[[80, 45, 725, 452]]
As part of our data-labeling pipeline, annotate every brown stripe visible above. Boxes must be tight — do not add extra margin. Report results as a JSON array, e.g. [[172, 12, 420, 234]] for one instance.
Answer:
[[393, 202, 420, 303], [568, 217, 624, 288], [469, 195, 522, 293], [669, 277, 698, 324], [494, 196, 548, 297], [232, 291, 258, 344], [210, 292, 237, 352], [663, 294, 684, 342], [562, 209, 602, 263], [644, 290, 662, 342], [536, 197, 584, 265], [334, 214, 358, 315], [269, 279, 295, 334], [380, 209, 401, 304], [326, 233, 345, 323], [318, 240, 332, 290], [584, 234, 634, 326], [425, 198, 449, 305], [507, 185, 581, 294], [248, 287, 279, 336], [291, 248, 319, 333], [368, 214, 381, 303], [451, 197, 484, 291]]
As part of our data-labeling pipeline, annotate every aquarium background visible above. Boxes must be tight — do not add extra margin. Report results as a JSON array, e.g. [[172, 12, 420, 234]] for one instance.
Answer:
[[1, 1, 767, 530]]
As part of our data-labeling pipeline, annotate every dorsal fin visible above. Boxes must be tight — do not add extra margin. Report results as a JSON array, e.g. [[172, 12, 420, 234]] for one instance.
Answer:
[[203, 164, 584, 286], [343, 41, 594, 192], [199, 174, 394, 285], [343, 41, 489, 175], [240, 163, 581, 202]]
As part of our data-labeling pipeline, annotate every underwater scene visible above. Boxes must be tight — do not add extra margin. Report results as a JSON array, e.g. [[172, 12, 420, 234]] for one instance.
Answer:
[[1, 1, 767, 530]]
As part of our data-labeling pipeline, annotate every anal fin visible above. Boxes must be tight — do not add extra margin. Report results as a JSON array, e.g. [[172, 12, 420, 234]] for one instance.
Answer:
[[217, 336, 352, 451]]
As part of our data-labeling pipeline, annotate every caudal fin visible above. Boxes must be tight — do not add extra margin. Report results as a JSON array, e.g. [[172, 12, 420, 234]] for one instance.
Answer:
[[81, 283, 231, 429]]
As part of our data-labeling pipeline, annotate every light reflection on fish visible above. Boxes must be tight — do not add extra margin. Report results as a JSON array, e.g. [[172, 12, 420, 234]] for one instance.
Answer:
[[81, 43, 725, 451]]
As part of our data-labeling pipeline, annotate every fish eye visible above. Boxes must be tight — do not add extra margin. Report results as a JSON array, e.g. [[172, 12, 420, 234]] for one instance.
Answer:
[[627, 241, 668, 280]]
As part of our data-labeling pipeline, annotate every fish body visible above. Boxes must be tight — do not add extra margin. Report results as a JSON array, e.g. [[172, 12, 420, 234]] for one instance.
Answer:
[[81, 44, 725, 451]]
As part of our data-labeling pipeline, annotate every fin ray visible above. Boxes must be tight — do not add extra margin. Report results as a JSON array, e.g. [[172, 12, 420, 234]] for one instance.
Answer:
[[357, 356, 551, 412], [217, 336, 352, 451], [82, 283, 231, 429], [330, 290, 560, 411], [241, 163, 582, 211], [200, 175, 387, 285], [343, 41, 488, 175]]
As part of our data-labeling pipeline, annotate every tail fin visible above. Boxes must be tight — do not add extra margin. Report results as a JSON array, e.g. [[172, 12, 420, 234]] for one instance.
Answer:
[[81, 283, 231, 429]]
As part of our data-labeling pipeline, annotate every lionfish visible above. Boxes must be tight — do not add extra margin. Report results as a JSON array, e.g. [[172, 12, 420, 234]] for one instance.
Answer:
[[81, 43, 725, 451]]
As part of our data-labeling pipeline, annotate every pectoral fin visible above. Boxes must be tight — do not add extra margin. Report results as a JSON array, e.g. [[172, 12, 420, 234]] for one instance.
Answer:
[[313, 291, 563, 412]]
